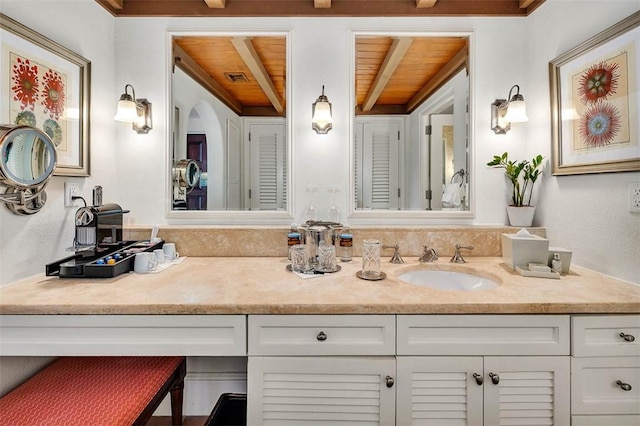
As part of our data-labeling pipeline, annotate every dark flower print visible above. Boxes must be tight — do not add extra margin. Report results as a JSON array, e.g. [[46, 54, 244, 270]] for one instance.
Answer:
[[41, 69, 66, 120], [578, 61, 619, 105], [11, 57, 39, 111], [579, 102, 621, 148]]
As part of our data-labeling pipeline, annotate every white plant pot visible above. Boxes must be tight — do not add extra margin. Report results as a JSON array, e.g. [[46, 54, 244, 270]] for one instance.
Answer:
[[506, 206, 536, 227]]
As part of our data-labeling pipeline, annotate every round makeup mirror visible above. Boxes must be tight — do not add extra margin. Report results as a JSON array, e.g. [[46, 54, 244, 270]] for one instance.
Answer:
[[172, 158, 201, 209], [0, 125, 57, 215]]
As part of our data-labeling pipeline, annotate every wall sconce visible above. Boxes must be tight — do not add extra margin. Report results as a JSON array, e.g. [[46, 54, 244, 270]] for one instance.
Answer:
[[491, 84, 528, 134], [311, 85, 332, 134], [114, 84, 152, 134]]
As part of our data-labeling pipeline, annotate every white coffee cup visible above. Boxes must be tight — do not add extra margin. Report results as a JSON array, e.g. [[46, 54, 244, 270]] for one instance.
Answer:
[[134, 252, 157, 273], [154, 249, 166, 264], [162, 243, 179, 261]]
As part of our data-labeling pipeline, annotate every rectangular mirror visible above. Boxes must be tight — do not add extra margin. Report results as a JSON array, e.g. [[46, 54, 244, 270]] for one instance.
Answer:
[[351, 31, 473, 216], [169, 31, 290, 214]]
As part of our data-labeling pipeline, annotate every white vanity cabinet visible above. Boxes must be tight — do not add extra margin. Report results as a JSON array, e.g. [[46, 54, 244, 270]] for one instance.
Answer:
[[247, 315, 396, 425], [396, 315, 571, 426], [571, 315, 640, 426]]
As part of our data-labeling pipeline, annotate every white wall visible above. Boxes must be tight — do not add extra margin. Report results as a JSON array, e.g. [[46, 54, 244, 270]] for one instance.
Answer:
[[524, 0, 640, 283], [0, 1, 116, 284]]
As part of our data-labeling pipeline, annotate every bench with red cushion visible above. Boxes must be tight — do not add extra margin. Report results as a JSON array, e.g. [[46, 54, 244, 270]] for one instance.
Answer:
[[0, 356, 186, 426]]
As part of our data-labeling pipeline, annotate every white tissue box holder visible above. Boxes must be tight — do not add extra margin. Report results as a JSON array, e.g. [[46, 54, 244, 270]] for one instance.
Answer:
[[502, 233, 550, 271]]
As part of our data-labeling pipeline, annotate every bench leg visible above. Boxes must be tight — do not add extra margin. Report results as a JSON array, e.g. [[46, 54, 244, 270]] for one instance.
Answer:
[[170, 374, 185, 426]]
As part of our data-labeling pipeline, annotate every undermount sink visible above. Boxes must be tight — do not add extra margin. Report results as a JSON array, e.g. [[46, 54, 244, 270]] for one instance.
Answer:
[[396, 269, 499, 291]]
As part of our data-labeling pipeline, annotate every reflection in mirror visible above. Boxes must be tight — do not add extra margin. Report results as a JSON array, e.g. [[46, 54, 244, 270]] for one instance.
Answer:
[[171, 33, 288, 211], [0, 125, 57, 215], [353, 33, 471, 213]]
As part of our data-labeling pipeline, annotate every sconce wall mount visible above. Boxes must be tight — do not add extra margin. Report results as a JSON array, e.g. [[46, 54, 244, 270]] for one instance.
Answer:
[[491, 84, 528, 134], [114, 84, 153, 134]]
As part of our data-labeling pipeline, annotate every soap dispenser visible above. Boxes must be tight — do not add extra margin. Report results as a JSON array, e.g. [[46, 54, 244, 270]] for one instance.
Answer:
[[551, 253, 563, 274]]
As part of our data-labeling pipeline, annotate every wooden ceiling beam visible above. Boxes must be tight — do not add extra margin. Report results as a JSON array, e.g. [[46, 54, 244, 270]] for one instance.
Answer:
[[203, 0, 226, 8], [104, 0, 123, 9], [173, 42, 243, 115], [519, 0, 535, 8], [231, 37, 285, 114], [362, 37, 413, 112], [416, 0, 438, 8], [314, 0, 331, 8], [406, 45, 468, 112]]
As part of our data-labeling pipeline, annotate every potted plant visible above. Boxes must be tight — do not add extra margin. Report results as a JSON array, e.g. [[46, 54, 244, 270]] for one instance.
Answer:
[[487, 152, 544, 226]]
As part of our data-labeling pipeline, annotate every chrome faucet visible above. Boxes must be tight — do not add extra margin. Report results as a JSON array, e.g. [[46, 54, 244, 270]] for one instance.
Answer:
[[382, 244, 404, 264], [450, 244, 473, 263], [418, 245, 438, 262]]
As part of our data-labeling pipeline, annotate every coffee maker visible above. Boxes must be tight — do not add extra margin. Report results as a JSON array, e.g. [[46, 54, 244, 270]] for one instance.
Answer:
[[46, 203, 162, 278]]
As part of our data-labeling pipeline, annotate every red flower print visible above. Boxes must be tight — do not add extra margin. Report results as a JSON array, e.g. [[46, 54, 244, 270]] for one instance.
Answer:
[[11, 57, 39, 111], [578, 102, 621, 148], [578, 61, 619, 105], [41, 69, 66, 120]]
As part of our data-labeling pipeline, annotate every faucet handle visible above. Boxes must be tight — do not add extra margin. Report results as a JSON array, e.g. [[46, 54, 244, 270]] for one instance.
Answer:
[[382, 244, 404, 264], [451, 244, 473, 263], [418, 245, 438, 262]]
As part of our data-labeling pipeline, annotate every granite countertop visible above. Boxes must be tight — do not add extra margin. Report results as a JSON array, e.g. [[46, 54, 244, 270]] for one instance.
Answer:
[[0, 257, 639, 315]]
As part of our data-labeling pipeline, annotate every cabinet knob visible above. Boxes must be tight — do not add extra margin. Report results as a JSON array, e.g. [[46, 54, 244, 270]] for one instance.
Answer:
[[619, 332, 636, 342], [472, 373, 484, 385], [385, 376, 395, 388], [316, 331, 327, 341], [616, 380, 632, 391], [489, 372, 500, 385]]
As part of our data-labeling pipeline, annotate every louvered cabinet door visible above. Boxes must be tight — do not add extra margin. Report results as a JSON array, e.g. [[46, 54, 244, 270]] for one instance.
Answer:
[[396, 356, 483, 426], [247, 356, 396, 426], [246, 121, 286, 211], [483, 356, 570, 426]]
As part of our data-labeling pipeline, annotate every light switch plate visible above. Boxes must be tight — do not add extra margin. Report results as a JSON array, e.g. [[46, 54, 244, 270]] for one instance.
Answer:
[[629, 182, 640, 213]]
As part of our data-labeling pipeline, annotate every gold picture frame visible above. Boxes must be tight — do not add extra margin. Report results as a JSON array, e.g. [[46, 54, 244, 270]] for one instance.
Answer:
[[549, 11, 639, 175], [1, 13, 90, 177]]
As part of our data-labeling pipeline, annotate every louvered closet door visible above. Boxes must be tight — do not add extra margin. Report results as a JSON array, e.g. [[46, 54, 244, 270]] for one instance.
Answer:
[[396, 356, 483, 426], [361, 121, 400, 210], [248, 123, 285, 210], [483, 356, 570, 426], [248, 356, 395, 426]]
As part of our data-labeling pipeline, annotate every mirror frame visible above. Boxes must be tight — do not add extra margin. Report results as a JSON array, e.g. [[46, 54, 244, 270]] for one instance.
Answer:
[[348, 30, 476, 224], [165, 29, 294, 224]]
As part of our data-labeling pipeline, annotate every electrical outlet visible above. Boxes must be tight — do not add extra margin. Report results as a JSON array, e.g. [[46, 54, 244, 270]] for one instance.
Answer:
[[64, 182, 80, 207], [630, 183, 640, 213]]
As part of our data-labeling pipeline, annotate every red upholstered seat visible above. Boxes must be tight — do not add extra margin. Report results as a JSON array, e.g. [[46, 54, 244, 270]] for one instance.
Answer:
[[0, 356, 185, 426]]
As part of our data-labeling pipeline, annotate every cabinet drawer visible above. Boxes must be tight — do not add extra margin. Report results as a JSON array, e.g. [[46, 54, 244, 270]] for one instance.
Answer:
[[0, 315, 247, 356], [572, 315, 640, 357], [572, 415, 640, 426], [248, 315, 395, 355], [397, 315, 569, 355], [571, 357, 640, 415]]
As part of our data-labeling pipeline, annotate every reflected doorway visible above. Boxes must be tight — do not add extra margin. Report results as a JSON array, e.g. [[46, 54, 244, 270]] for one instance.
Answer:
[[186, 134, 207, 210]]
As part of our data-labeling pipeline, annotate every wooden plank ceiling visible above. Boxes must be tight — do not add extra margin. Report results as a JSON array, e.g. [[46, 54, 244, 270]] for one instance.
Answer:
[[121, 0, 545, 116]]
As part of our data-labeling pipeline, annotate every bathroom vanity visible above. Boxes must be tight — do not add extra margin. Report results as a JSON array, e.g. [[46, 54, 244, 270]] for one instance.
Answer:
[[1, 257, 638, 425]]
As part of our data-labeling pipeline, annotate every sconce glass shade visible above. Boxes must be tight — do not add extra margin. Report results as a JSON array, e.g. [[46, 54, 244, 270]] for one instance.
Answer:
[[312, 86, 332, 134], [114, 97, 138, 122], [503, 98, 528, 123]]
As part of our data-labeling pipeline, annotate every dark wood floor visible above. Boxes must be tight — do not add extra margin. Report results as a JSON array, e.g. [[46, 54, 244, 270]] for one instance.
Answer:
[[147, 416, 209, 426]]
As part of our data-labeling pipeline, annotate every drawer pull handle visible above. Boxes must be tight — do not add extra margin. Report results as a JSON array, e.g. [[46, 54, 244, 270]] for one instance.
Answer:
[[472, 373, 483, 385], [619, 332, 636, 342], [385, 376, 395, 388], [616, 380, 632, 391], [489, 372, 500, 385], [316, 331, 327, 341]]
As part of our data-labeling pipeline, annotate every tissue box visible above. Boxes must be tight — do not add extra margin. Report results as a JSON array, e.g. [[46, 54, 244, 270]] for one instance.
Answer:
[[548, 247, 572, 274], [502, 232, 550, 270]]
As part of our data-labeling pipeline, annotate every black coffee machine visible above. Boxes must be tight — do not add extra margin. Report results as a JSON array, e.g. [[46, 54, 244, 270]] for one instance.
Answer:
[[46, 203, 162, 278]]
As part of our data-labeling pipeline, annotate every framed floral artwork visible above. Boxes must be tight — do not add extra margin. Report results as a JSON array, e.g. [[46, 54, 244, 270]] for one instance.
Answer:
[[549, 11, 639, 175], [1, 13, 90, 177]]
